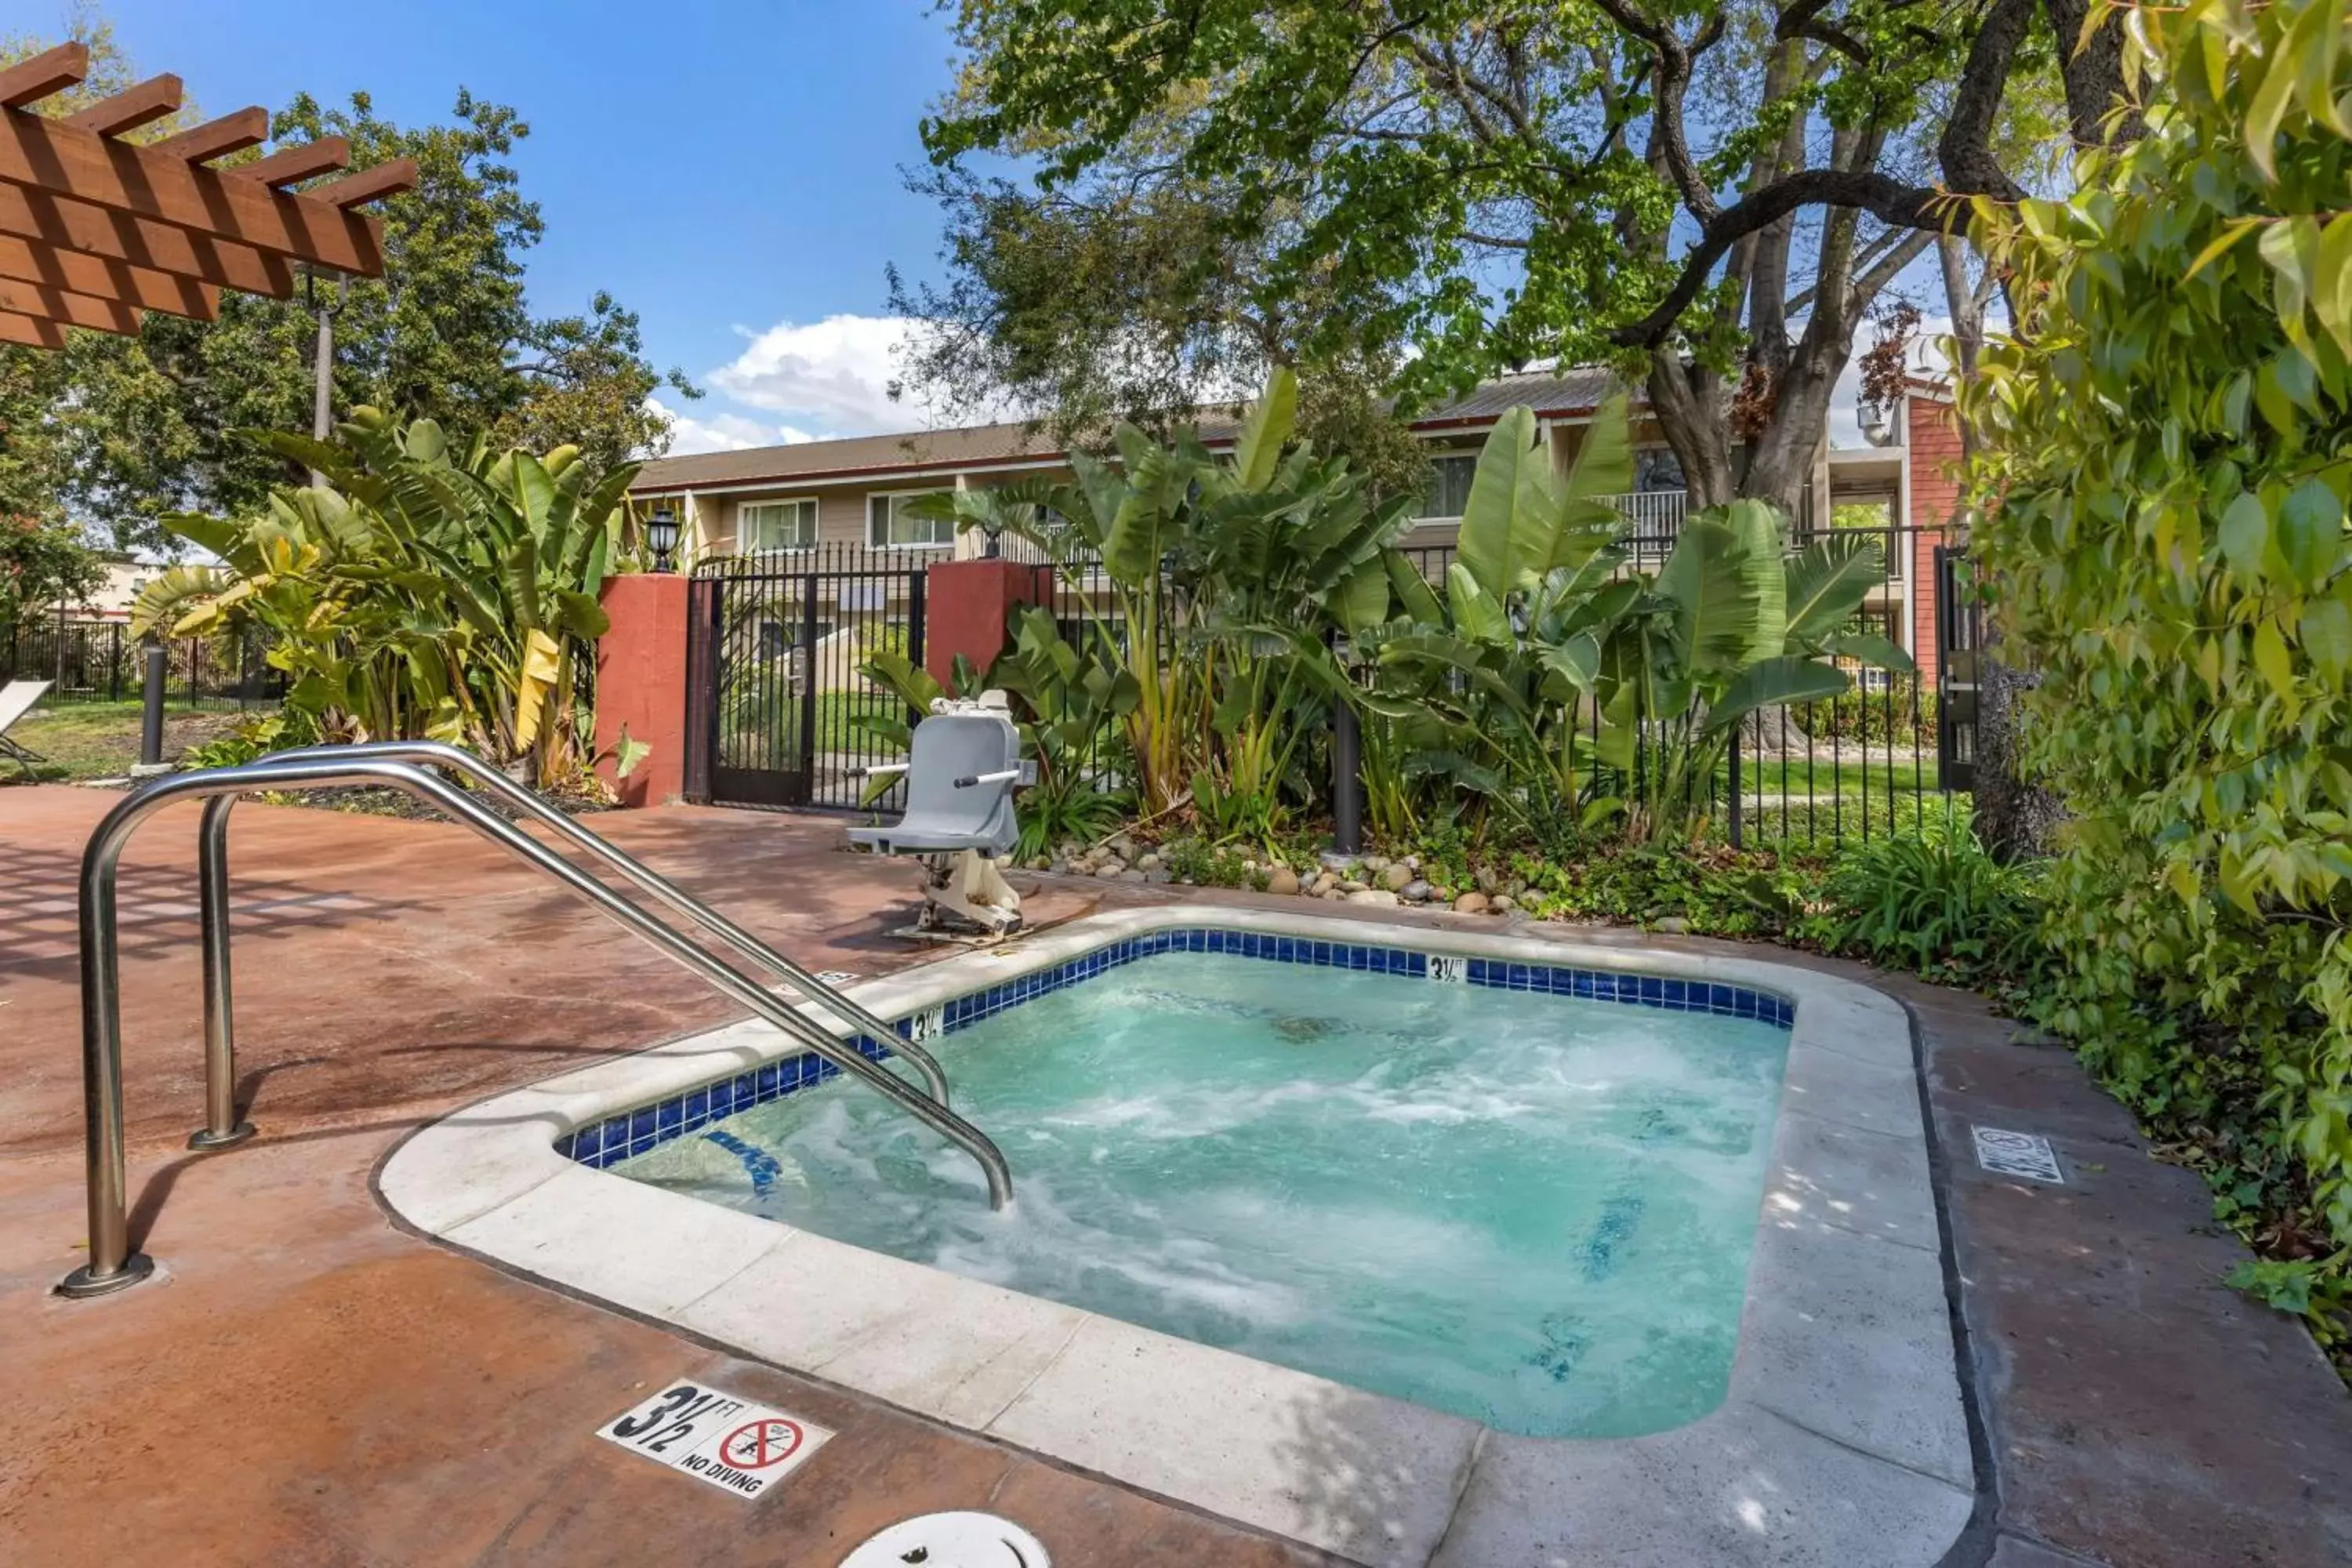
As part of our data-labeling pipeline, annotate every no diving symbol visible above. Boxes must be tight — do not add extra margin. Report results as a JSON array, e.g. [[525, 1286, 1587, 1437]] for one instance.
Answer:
[[720, 1417, 805, 1471]]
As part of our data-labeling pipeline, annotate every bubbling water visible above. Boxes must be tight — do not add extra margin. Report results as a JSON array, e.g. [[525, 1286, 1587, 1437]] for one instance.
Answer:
[[615, 950, 1789, 1438]]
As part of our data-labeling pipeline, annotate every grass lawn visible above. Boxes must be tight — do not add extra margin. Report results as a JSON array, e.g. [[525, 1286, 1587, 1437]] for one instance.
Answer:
[[2, 699, 255, 784]]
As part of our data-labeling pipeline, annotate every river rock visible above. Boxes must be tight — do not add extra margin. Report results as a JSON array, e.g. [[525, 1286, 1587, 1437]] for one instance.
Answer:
[[1345, 888, 1401, 907], [1400, 878, 1433, 902], [1095, 859, 1126, 878], [1312, 872, 1340, 895], [1138, 851, 1163, 871], [1361, 854, 1390, 873], [1473, 866, 1500, 894], [1654, 916, 1690, 934], [1338, 878, 1369, 894], [1142, 869, 1172, 885], [1320, 887, 1347, 902], [1266, 866, 1301, 896], [1381, 863, 1413, 891], [1454, 891, 1490, 914], [1492, 894, 1518, 913]]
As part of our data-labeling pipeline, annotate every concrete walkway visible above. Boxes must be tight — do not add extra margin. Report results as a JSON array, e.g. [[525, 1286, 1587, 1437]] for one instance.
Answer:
[[0, 784, 2345, 1565]]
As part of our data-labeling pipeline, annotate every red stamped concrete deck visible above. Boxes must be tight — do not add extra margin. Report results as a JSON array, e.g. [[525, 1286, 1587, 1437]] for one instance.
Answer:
[[2, 784, 2347, 1566]]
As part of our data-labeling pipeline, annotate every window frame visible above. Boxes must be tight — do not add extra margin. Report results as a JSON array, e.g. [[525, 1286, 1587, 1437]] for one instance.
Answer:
[[866, 488, 956, 550], [737, 496, 820, 555], [1417, 450, 1481, 522]]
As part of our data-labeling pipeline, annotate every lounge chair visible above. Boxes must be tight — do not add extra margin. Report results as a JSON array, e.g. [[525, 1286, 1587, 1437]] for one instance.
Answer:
[[0, 679, 50, 774], [849, 695, 1030, 936]]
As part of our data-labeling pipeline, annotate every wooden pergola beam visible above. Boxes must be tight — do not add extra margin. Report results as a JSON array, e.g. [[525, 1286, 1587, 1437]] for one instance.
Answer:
[[233, 136, 350, 191], [0, 308, 67, 349], [151, 107, 268, 166], [0, 277, 142, 336], [306, 158, 419, 211], [0, 234, 216, 318], [61, 74, 183, 137], [0, 180, 296, 297], [0, 105, 385, 274], [0, 42, 87, 110]]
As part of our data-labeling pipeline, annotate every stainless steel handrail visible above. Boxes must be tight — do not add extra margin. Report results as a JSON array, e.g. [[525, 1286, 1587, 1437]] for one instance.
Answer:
[[59, 757, 1014, 1300], [220, 739, 957, 1109]]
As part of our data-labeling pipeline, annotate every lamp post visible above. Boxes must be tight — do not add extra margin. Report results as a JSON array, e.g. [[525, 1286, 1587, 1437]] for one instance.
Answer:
[[645, 506, 680, 574]]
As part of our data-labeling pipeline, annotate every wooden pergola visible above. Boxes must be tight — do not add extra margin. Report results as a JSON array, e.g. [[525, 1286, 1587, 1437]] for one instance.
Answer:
[[0, 41, 416, 350]]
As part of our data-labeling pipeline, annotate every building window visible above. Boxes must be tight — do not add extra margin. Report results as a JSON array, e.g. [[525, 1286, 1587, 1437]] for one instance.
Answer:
[[1420, 452, 1478, 519], [1634, 448, 1686, 493], [740, 498, 817, 553], [868, 492, 954, 549]]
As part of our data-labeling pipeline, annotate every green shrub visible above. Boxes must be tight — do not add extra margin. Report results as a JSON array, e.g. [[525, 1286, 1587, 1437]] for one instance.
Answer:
[[1961, 0, 2352, 1349], [179, 707, 320, 771], [1158, 834, 1269, 890], [1824, 829, 2045, 991]]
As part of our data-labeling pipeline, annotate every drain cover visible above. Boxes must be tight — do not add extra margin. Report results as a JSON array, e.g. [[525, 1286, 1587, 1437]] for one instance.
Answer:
[[1972, 1125, 2064, 1184], [838, 1512, 1050, 1568]]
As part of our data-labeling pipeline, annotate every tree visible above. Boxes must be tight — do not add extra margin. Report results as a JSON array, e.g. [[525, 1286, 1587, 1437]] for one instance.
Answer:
[[1, 13, 699, 551], [920, 0, 2119, 519], [889, 154, 1432, 497]]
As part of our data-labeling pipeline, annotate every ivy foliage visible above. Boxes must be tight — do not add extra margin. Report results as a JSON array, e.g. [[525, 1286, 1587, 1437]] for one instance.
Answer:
[[1963, 0, 2352, 1290]]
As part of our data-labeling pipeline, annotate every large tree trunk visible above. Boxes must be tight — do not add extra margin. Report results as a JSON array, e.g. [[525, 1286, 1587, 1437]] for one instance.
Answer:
[[1646, 355, 1736, 506]]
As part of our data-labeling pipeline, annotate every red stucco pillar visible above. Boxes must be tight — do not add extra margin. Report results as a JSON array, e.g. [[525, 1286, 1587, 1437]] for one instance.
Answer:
[[593, 572, 691, 808], [924, 558, 1053, 687]]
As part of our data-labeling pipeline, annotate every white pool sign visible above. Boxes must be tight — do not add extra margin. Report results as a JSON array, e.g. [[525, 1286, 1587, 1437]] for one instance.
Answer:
[[1972, 1125, 2064, 1185], [597, 1377, 833, 1498]]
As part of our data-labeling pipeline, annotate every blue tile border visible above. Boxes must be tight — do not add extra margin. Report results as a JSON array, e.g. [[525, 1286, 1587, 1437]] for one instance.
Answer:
[[555, 928, 1794, 1170]]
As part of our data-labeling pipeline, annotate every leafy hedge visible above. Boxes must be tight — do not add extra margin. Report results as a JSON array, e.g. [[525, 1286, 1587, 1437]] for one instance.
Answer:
[[1962, 0, 2352, 1341]]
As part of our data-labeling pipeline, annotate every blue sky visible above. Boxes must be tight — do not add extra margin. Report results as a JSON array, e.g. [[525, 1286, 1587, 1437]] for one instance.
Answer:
[[78, 0, 971, 452]]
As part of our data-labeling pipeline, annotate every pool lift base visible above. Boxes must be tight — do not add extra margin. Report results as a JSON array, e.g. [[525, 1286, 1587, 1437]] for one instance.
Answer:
[[902, 849, 1023, 939]]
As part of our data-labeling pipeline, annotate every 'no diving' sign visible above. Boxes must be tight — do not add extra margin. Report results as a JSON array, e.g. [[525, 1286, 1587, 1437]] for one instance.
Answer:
[[597, 1377, 833, 1499]]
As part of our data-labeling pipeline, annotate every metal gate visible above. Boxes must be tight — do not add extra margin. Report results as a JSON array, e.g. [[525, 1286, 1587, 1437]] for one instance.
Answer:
[[1933, 546, 1980, 792], [686, 550, 927, 810]]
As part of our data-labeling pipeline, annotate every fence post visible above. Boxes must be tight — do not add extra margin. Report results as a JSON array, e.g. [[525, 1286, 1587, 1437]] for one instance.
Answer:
[[137, 644, 167, 771], [1728, 736, 1743, 849], [1331, 699, 1363, 855], [795, 572, 821, 803], [108, 624, 122, 702]]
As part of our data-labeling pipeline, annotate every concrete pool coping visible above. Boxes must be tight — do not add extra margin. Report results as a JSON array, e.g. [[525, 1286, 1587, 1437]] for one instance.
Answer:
[[377, 903, 1973, 1567]]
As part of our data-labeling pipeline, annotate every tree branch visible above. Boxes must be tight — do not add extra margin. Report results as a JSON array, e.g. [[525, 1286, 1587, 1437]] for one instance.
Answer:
[[1608, 169, 1942, 347], [1936, 0, 2035, 203], [1589, 0, 1723, 221]]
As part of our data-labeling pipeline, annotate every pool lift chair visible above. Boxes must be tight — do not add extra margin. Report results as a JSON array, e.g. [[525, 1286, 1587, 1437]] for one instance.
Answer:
[[851, 694, 1033, 938]]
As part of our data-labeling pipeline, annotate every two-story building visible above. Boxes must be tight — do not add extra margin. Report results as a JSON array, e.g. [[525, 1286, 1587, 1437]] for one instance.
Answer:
[[626, 367, 1963, 681]]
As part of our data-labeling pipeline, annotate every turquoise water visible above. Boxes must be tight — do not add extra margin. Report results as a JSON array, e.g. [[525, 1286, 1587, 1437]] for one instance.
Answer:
[[617, 952, 1791, 1438]]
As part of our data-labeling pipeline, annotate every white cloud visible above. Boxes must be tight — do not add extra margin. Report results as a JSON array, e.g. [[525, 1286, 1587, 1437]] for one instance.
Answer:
[[649, 396, 823, 456], [706, 313, 931, 435]]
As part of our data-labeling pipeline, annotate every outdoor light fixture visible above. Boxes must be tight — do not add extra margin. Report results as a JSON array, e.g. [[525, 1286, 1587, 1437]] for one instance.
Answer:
[[645, 506, 680, 573], [978, 513, 1006, 559]]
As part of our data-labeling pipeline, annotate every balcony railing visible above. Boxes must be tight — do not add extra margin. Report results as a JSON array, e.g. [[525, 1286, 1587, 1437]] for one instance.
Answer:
[[1605, 489, 1689, 551]]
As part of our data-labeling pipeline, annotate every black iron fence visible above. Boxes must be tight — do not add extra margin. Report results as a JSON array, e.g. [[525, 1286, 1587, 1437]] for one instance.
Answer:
[[681, 518, 1966, 848], [0, 621, 282, 709]]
